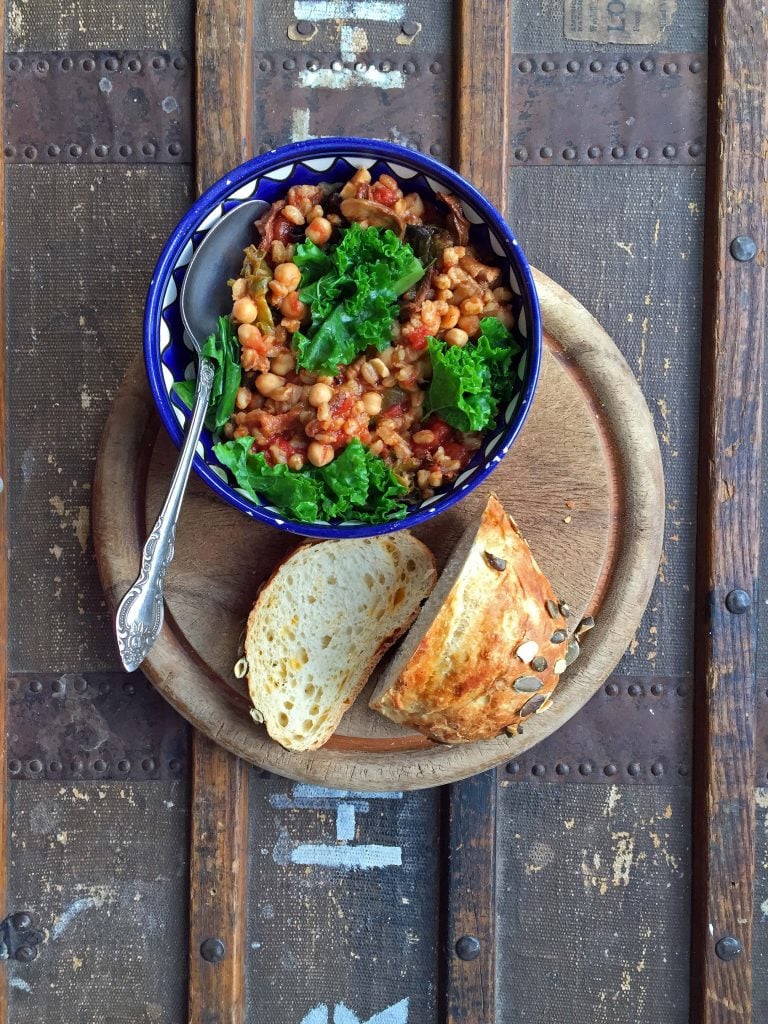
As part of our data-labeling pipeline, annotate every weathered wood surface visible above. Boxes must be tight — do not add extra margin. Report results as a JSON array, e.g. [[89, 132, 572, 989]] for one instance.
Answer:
[[691, 0, 766, 1020], [0, 0, 9, 1014]]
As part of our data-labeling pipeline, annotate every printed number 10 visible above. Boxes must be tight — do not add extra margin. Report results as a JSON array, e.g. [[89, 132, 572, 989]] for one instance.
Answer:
[[606, 0, 626, 32]]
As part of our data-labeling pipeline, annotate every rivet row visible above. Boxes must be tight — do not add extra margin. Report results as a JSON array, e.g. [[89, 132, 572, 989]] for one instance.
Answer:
[[517, 57, 703, 75], [6, 54, 186, 73], [512, 144, 703, 162], [505, 760, 681, 777], [4, 142, 184, 160]]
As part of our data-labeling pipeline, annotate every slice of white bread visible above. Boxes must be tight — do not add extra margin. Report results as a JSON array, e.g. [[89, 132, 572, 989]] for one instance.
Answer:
[[246, 534, 437, 751], [369, 494, 570, 743]]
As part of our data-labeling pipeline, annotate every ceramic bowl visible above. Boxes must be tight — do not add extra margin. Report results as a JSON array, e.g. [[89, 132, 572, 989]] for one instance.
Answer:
[[144, 137, 541, 538]]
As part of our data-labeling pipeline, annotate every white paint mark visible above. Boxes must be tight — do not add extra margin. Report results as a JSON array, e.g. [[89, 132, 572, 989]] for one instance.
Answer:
[[9, 978, 31, 993], [291, 108, 316, 142], [291, 844, 402, 869], [299, 1001, 409, 1024], [336, 803, 356, 841], [604, 785, 621, 817], [51, 897, 97, 939], [294, 1, 405, 21], [340, 25, 369, 62], [161, 96, 179, 113], [98, 77, 112, 93], [761, 898, 768, 919], [299, 66, 404, 89]]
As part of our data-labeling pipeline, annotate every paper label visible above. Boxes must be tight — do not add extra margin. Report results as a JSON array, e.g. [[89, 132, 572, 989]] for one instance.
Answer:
[[564, 0, 676, 44]]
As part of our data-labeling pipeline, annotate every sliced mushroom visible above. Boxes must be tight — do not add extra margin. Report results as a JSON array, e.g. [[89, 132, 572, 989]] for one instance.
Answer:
[[340, 197, 405, 237], [437, 191, 470, 247]]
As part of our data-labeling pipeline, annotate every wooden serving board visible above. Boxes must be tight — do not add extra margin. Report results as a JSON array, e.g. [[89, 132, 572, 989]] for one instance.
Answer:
[[93, 269, 664, 790]]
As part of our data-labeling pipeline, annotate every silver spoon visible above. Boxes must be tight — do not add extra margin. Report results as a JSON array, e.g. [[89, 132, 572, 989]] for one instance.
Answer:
[[115, 199, 269, 672]]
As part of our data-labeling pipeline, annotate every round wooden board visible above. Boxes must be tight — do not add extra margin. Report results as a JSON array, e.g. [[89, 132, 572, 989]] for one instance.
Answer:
[[93, 270, 664, 790]]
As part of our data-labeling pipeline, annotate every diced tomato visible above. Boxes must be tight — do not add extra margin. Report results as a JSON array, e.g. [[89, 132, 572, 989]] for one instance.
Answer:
[[371, 184, 397, 207], [270, 435, 296, 459], [423, 416, 452, 446], [407, 324, 430, 351], [331, 394, 354, 418], [381, 399, 409, 419], [443, 441, 471, 468]]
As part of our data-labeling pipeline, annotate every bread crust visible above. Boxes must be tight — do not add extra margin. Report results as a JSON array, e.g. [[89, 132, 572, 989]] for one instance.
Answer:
[[370, 494, 569, 743]]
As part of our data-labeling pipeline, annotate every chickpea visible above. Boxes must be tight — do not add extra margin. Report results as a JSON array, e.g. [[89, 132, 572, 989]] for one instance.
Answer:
[[287, 453, 304, 471], [282, 204, 305, 226], [307, 204, 324, 222], [457, 315, 480, 337], [233, 426, 249, 439], [428, 469, 443, 488], [412, 429, 436, 445], [231, 278, 248, 299], [316, 401, 331, 423], [238, 323, 261, 347], [403, 193, 424, 217], [274, 262, 301, 290], [379, 173, 399, 191], [306, 217, 332, 246], [460, 296, 484, 316], [445, 328, 469, 347], [362, 392, 383, 417], [222, 422, 236, 439], [441, 306, 460, 331], [255, 372, 285, 397], [269, 443, 288, 465], [232, 297, 258, 323], [268, 279, 288, 301], [493, 286, 514, 302], [369, 357, 390, 378], [417, 469, 431, 489], [271, 351, 295, 375], [307, 441, 335, 468], [309, 382, 333, 407], [281, 291, 306, 320], [435, 274, 452, 291], [235, 386, 252, 411], [281, 318, 301, 333]]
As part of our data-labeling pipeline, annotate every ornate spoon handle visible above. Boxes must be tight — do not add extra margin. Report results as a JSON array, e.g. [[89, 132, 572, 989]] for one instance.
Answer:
[[115, 357, 215, 672]]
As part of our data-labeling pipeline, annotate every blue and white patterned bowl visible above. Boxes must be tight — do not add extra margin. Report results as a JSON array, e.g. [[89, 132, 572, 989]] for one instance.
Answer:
[[144, 138, 542, 538]]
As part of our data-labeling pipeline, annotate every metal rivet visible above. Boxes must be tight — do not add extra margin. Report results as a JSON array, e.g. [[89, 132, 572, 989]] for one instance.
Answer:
[[258, 59, 272, 72], [123, 681, 135, 694], [532, 764, 546, 777], [8, 760, 20, 774], [401, 20, 419, 36], [589, 60, 603, 72], [99, 681, 111, 694], [105, 57, 118, 71], [8, 57, 22, 72], [354, 61, 367, 72], [429, 143, 441, 156], [567, 60, 580, 72], [74, 678, 87, 692], [430, 61, 441, 74], [403, 61, 416, 74], [296, 19, 315, 36], [378, 60, 391, 72], [563, 147, 576, 160], [29, 680, 43, 693], [542, 60, 555, 72], [49, 761, 62, 772], [69, 144, 82, 158], [28, 760, 42, 774], [36, 59, 49, 73], [663, 62, 678, 74], [117, 759, 131, 772], [95, 144, 108, 157], [628, 683, 642, 696], [611, 146, 625, 159], [331, 59, 344, 71], [677, 683, 688, 697], [689, 59, 702, 73], [127, 58, 141, 72], [505, 761, 520, 775], [200, 938, 226, 963], [715, 936, 743, 961], [650, 682, 663, 696], [283, 58, 296, 70], [152, 56, 166, 70], [70, 759, 84, 772], [628, 763, 641, 777], [678, 764, 689, 776], [24, 146, 37, 160], [725, 587, 752, 611], [514, 147, 527, 161], [168, 142, 182, 156], [142, 758, 156, 772], [93, 759, 107, 773], [588, 145, 601, 158], [604, 764, 617, 776], [51, 679, 65, 693], [455, 935, 481, 961], [539, 146, 553, 159], [579, 762, 594, 776], [142, 143, 156, 156], [169, 758, 182, 772], [173, 56, 187, 70], [81, 58, 96, 72], [616, 59, 629, 72], [729, 239, 756, 264], [663, 144, 676, 158], [4, 146, 15, 158], [11, 912, 32, 931], [640, 58, 654, 71], [555, 763, 570, 776], [651, 762, 664, 776], [605, 682, 619, 696], [688, 142, 702, 157], [16, 946, 37, 963], [518, 60, 532, 73], [636, 146, 649, 160]]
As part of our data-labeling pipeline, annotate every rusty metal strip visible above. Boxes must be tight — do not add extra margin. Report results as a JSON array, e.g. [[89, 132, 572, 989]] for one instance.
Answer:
[[509, 52, 706, 165], [7, 673, 188, 779], [4, 50, 192, 164], [252, 51, 451, 157]]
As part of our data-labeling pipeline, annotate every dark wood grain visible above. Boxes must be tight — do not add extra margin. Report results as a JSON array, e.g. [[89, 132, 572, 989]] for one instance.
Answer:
[[444, 772, 497, 1023], [453, 0, 511, 209], [188, 733, 249, 1024], [195, 0, 252, 194], [691, 0, 767, 1020]]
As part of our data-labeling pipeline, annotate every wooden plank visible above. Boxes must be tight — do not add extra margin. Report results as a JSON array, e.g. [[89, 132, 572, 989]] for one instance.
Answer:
[[444, 0, 510, 1018], [188, 734, 249, 1024], [185, 5, 254, 1022], [195, 0, 252, 195], [0, 0, 9, 1011], [691, 0, 767, 1020]]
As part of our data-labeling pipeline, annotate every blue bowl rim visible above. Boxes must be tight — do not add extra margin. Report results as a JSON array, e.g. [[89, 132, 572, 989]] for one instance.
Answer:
[[144, 136, 542, 538]]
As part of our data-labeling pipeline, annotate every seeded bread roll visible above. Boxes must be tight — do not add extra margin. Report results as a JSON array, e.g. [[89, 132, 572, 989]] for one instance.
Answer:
[[369, 494, 570, 743], [246, 534, 436, 751]]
